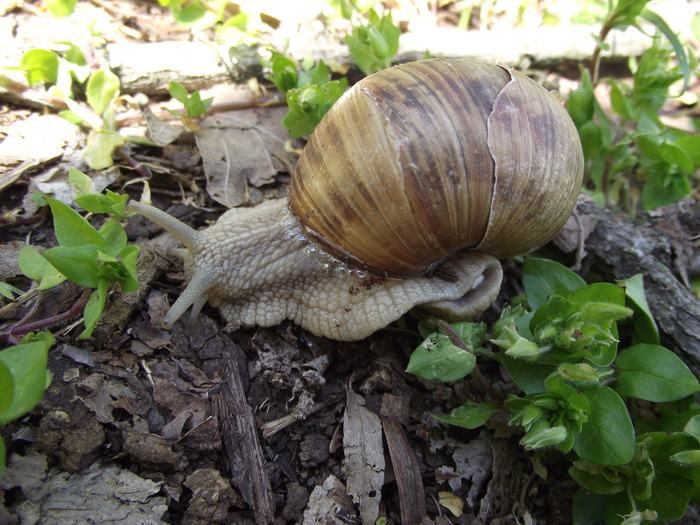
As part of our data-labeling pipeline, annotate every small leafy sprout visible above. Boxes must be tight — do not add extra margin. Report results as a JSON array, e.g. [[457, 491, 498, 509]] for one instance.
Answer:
[[267, 55, 348, 138], [19, 170, 140, 339], [408, 257, 700, 524], [345, 9, 401, 75], [168, 81, 214, 119], [567, 0, 697, 211], [0, 331, 54, 477]]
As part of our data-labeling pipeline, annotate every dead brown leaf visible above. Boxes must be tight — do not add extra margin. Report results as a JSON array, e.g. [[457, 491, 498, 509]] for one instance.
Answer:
[[343, 384, 384, 524]]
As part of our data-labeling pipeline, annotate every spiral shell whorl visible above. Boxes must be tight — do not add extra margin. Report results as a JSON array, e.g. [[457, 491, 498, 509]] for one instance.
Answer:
[[290, 58, 584, 277]]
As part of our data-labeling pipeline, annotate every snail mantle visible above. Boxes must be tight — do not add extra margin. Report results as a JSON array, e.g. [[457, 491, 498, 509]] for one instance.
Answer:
[[129, 58, 583, 341]]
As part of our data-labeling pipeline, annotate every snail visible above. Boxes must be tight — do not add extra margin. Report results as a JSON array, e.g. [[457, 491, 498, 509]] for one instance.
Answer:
[[129, 58, 583, 341]]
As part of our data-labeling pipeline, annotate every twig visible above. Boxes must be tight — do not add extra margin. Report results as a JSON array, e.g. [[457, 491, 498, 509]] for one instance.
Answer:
[[0, 289, 91, 344]]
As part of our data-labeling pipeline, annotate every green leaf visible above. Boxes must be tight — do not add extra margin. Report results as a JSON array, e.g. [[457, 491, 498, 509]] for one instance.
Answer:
[[68, 168, 95, 196], [41, 245, 101, 288], [169, 81, 189, 103], [571, 489, 609, 525], [609, 80, 633, 119], [182, 90, 213, 118], [645, 473, 693, 521], [270, 56, 299, 93], [98, 218, 127, 256], [448, 321, 486, 349], [522, 257, 586, 310], [44, 0, 78, 17], [0, 282, 23, 300], [616, 344, 700, 402], [87, 69, 120, 116], [574, 387, 635, 466], [683, 414, 700, 441], [18, 244, 66, 290], [45, 198, 105, 247], [406, 333, 476, 382], [520, 424, 568, 450], [617, 274, 659, 344], [116, 244, 140, 292], [567, 80, 595, 128], [501, 355, 554, 395], [298, 61, 331, 88], [641, 169, 691, 210], [20, 49, 59, 85], [79, 281, 108, 339], [0, 332, 54, 426], [433, 401, 500, 429], [569, 465, 625, 495], [670, 449, 700, 466], [674, 135, 700, 167], [83, 130, 126, 170], [0, 360, 13, 414], [640, 9, 692, 93]]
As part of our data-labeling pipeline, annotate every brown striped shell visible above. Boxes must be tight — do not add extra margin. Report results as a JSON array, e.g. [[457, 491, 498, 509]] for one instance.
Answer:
[[289, 58, 584, 277]]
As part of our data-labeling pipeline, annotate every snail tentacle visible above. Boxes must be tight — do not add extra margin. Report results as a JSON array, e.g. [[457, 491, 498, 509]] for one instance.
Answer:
[[128, 201, 201, 252]]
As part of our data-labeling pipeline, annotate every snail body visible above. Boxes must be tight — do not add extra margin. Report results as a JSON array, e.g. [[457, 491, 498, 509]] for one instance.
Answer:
[[130, 58, 583, 341]]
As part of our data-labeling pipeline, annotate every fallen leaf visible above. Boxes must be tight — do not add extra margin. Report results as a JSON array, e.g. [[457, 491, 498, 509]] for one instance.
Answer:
[[301, 474, 358, 525], [195, 127, 276, 207], [143, 108, 187, 146], [343, 384, 384, 524], [438, 491, 464, 517]]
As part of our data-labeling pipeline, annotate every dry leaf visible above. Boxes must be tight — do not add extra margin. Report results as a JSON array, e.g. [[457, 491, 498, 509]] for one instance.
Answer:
[[343, 384, 385, 524], [438, 491, 464, 517], [302, 474, 357, 525], [143, 108, 186, 146], [195, 127, 276, 207]]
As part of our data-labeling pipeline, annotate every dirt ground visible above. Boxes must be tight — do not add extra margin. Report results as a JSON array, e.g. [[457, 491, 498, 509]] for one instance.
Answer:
[[0, 1, 699, 524]]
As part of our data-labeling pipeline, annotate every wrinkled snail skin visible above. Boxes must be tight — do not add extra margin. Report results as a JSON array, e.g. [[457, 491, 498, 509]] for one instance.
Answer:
[[128, 199, 504, 341], [129, 58, 583, 341]]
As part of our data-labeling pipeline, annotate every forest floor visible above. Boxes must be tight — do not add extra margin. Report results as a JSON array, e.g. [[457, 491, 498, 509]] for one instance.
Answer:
[[0, 1, 699, 524]]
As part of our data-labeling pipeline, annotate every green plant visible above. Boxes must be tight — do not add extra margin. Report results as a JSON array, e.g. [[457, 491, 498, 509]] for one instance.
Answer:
[[344, 8, 401, 75], [19, 170, 140, 339], [267, 55, 348, 138], [168, 81, 214, 119], [566, 0, 698, 211], [0, 331, 54, 477], [7, 41, 131, 170], [408, 257, 700, 524]]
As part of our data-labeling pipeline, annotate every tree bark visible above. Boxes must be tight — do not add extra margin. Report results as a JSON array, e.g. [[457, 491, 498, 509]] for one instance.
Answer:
[[574, 197, 700, 376]]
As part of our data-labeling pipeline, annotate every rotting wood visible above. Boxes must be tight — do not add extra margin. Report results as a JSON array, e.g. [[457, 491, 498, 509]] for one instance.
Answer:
[[575, 196, 700, 376], [214, 339, 276, 524], [381, 416, 426, 525]]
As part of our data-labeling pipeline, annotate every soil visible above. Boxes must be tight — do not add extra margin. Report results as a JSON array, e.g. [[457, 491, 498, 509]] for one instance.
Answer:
[[0, 2, 699, 525]]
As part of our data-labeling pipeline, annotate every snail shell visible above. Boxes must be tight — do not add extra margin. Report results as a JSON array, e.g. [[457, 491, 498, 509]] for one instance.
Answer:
[[290, 58, 583, 276]]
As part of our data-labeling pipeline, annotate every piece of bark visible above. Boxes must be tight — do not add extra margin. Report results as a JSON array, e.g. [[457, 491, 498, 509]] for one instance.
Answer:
[[575, 197, 700, 376], [382, 416, 426, 525], [183, 468, 242, 525], [214, 338, 275, 524]]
